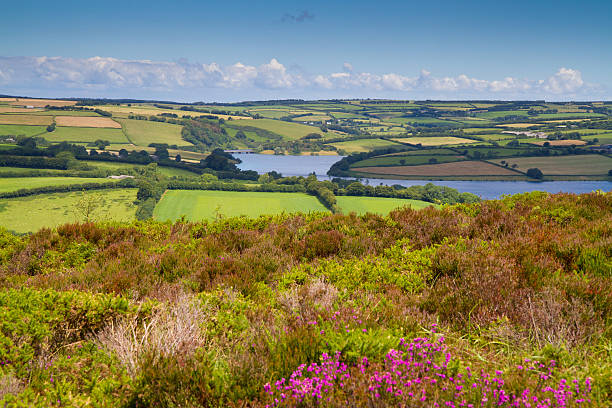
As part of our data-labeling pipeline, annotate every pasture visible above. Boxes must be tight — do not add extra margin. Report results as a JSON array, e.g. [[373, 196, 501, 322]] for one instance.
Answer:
[[154, 190, 328, 221], [0, 124, 47, 137], [490, 155, 612, 175], [328, 138, 401, 153], [352, 161, 520, 177], [44, 127, 128, 144], [0, 115, 53, 126], [391, 136, 478, 146], [84, 161, 196, 178], [55, 116, 121, 128], [117, 118, 190, 146], [0, 189, 136, 233], [350, 154, 464, 168], [336, 196, 434, 214], [0, 177, 115, 193]]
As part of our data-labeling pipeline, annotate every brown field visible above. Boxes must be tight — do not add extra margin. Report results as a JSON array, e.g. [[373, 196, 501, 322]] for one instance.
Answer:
[[530, 140, 587, 146], [0, 115, 53, 125], [55, 116, 122, 128], [10, 98, 76, 107], [0, 98, 17, 102], [0, 107, 44, 113], [490, 155, 612, 175], [352, 161, 518, 176], [496, 123, 542, 128]]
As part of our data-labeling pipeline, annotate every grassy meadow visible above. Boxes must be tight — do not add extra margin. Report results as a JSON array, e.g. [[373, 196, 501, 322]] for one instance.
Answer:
[[45, 126, 129, 143], [154, 190, 328, 221], [0, 177, 115, 193], [0, 188, 136, 233], [336, 195, 435, 214], [117, 118, 190, 146]]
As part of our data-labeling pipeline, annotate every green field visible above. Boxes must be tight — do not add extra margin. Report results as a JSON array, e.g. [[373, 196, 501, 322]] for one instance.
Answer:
[[83, 161, 197, 178], [0, 124, 47, 137], [391, 136, 478, 146], [351, 154, 464, 167], [154, 190, 328, 221], [0, 189, 137, 233], [328, 138, 401, 153], [231, 118, 324, 140], [336, 196, 434, 214], [490, 154, 612, 175], [475, 110, 529, 119], [43, 126, 128, 143], [117, 118, 190, 146], [0, 177, 115, 193]]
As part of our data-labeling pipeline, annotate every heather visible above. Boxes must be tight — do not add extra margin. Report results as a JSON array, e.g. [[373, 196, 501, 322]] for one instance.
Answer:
[[0, 191, 610, 406]]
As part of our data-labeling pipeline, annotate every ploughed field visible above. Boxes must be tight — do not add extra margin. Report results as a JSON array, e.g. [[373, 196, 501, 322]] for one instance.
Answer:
[[0, 192, 610, 406]]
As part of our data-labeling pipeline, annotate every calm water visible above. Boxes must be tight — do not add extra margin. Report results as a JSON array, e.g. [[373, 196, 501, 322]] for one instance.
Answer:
[[236, 154, 612, 200]]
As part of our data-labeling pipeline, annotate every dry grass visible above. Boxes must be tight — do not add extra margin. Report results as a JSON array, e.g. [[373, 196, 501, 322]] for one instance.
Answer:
[[0, 115, 53, 126], [0, 97, 16, 102], [10, 98, 76, 107], [55, 116, 122, 128], [96, 293, 208, 377], [353, 160, 519, 176], [0, 374, 23, 399]]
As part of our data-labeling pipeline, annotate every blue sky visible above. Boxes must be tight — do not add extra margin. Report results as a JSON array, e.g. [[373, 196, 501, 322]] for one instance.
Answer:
[[0, 0, 610, 101]]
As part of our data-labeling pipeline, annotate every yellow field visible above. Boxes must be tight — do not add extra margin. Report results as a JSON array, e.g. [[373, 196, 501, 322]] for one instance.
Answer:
[[0, 115, 53, 125], [83, 105, 250, 120], [55, 116, 122, 128], [10, 98, 76, 107], [0, 107, 44, 113], [0, 98, 17, 102]]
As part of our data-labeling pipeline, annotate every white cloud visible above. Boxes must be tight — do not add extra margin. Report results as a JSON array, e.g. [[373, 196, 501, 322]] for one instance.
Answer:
[[543, 67, 584, 93], [0, 56, 595, 99]]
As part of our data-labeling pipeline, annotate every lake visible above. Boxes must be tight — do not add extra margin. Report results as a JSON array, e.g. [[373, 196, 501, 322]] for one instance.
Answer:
[[236, 154, 612, 200]]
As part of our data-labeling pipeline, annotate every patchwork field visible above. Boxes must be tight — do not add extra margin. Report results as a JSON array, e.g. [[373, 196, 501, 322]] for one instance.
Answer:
[[0, 115, 53, 126], [336, 196, 434, 214], [0, 189, 136, 233], [55, 116, 121, 128], [117, 118, 190, 146], [154, 190, 328, 221], [490, 155, 612, 175], [44, 127, 128, 143], [0, 177, 115, 193], [84, 105, 249, 120], [231, 118, 324, 140], [391, 137, 478, 146], [0, 124, 47, 137], [352, 161, 519, 177]]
